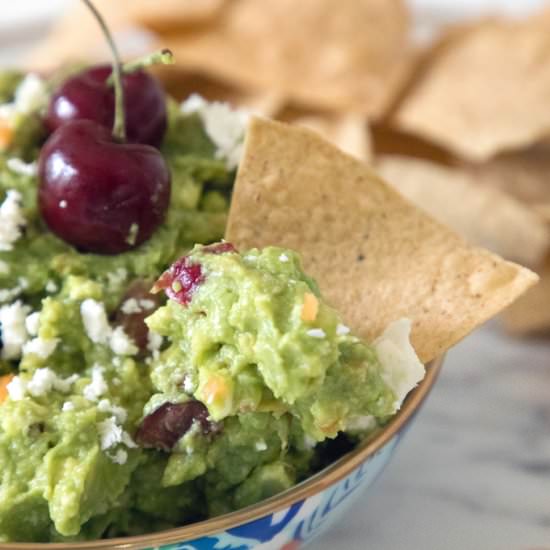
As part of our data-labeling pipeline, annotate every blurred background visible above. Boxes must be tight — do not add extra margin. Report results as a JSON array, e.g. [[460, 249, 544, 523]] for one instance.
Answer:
[[1, 0, 549, 548]]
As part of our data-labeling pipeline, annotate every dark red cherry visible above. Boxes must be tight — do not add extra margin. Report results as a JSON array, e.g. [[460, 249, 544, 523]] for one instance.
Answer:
[[46, 66, 167, 148], [38, 119, 171, 254]]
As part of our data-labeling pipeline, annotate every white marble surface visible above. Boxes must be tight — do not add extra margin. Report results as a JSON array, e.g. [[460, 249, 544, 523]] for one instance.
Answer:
[[1, 2, 549, 549], [316, 322, 550, 549]]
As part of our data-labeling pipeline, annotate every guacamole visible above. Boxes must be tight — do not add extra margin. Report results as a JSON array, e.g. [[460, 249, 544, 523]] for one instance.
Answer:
[[0, 70, 424, 542]]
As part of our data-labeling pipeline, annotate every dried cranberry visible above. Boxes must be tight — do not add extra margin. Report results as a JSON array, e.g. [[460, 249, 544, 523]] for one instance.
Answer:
[[153, 256, 204, 306], [152, 244, 237, 306], [135, 400, 215, 452]]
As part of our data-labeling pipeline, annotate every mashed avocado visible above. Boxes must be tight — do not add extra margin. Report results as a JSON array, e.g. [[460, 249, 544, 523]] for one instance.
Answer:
[[0, 70, 424, 542]]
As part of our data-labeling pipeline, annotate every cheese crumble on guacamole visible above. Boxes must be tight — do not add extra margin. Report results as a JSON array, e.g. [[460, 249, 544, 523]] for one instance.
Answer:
[[0, 70, 424, 542]]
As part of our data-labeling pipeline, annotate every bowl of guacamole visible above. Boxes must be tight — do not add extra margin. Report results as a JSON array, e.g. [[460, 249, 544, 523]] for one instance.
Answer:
[[0, 67, 534, 549]]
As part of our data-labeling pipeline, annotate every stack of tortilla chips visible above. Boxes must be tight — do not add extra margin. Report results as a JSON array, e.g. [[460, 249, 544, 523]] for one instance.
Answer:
[[30, 0, 550, 337]]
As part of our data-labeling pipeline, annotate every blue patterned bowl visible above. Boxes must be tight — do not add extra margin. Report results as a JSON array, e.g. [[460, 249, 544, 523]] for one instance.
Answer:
[[3, 357, 442, 550]]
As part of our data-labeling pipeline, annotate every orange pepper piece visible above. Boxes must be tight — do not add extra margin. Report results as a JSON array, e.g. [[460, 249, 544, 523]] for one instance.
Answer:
[[0, 122, 12, 150], [0, 374, 14, 403], [301, 292, 319, 322]]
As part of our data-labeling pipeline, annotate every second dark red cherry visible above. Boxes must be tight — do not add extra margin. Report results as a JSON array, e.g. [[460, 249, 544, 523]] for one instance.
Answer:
[[46, 66, 167, 148], [38, 120, 171, 254]]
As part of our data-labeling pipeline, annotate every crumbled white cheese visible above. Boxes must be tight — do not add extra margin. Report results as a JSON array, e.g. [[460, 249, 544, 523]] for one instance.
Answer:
[[0, 288, 19, 303], [14, 74, 46, 113], [110, 448, 128, 465], [181, 93, 249, 170], [279, 253, 289, 263], [6, 158, 37, 177], [120, 298, 140, 314], [98, 416, 124, 450], [0, 190, 26, 251], [24, 368, 78, 397], [182, 375, 195, 394], [83, 364, 108, 401], [25, 311, 40, 336], [59, 200, 67, 209], [98, 415, 137, 458], [0, 301, 31, 359], [306, 328, 326, 339], [120, 297, 156, 315], [255, 440, 268, 451], [140, 299, 155, 310], [6, 376, 26, 401], [45, 280, 58, 293], [336, 323, 350, 336], [110, 326, 138, 356], [62, 401, 75, 412], [22, 337, 59, 359], [80, 299, 111, 344], [0, 74, 47, 119], [0, 278, 28, 304], [374, 318, 425, 411], [345, 415, 376, 432], [147, 330, 163, 354], [97, 398, 128, 424], [121, 431, 137, 449]]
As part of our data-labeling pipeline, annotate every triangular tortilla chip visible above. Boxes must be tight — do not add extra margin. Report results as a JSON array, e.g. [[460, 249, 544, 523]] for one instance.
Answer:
[[372, 125, 454, 166], [27, 2, 161, 71], [126, 0, 226, 31], [469, 145, 550, 219], [167, 0, 414, 118], [377, 155, 550, 267], [502, 258, 550, 335], [27, 0, 226, 70], [226, 117, 538, 363], [283, 112, 372, 162], [393, 10, 550, 161]]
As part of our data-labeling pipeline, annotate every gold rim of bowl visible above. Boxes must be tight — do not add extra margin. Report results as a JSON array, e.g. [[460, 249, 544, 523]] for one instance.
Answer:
[[0, 356, 444, 549]]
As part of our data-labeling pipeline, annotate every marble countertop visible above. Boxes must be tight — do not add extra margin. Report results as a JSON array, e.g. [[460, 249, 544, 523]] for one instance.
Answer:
[[317, 322, 550, 550]]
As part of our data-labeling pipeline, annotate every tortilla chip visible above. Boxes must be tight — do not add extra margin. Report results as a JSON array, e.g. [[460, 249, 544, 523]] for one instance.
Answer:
[[393, 10, 550, 161], [167, 0, 414, 118], [372, 125, 454, 165], [376, 155, 550, 267], [282, 112, 372, 162], [226, 118, 538, 363], [127, 0, 226, 31], [469, 145, 550, 217], [502, 258, 550, 335], [27, 2, 161, 71], [160, 70, 285, 117]]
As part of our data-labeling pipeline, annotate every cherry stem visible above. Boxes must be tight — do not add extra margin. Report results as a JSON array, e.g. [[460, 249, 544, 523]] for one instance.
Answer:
[[106, 49, 175, 85], [81, 0, 126, 141]]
